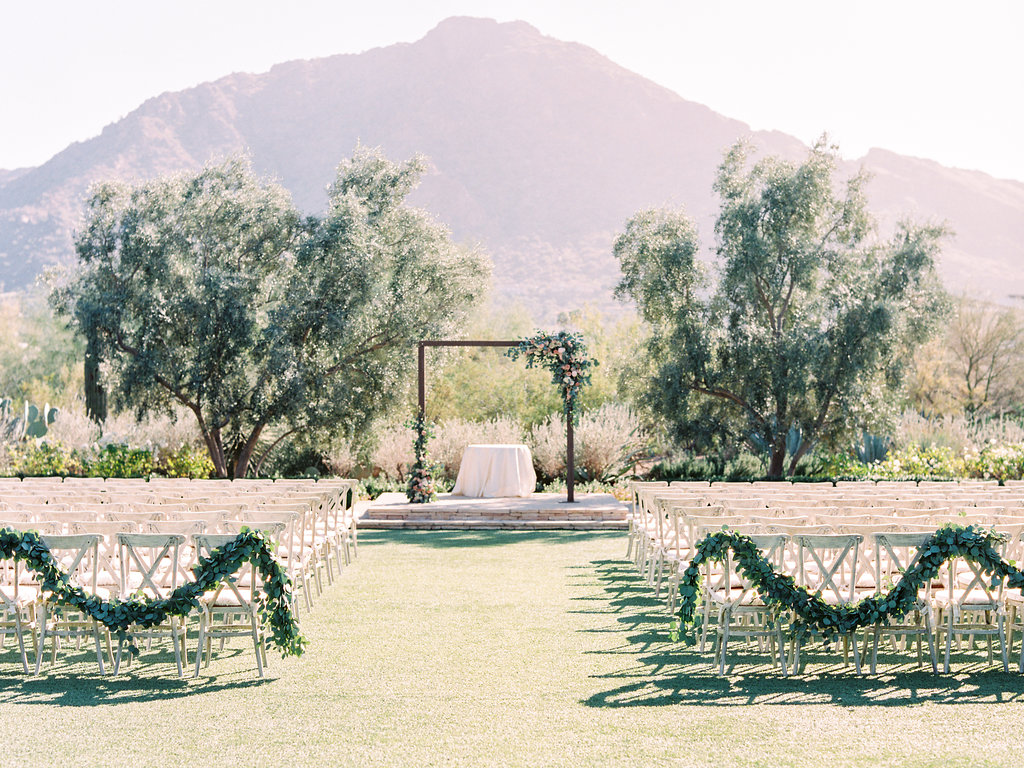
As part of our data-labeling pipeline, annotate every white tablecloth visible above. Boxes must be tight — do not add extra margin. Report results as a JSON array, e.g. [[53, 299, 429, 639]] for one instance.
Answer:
[[452, 444, 536, 498]]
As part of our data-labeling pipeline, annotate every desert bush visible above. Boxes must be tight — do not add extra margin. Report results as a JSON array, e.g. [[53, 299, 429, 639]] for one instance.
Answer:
[[100, 409, 204, 453], [431, 417, 526, 480], [46, 402, 101, 446], [894, 411, 1024, 454], [371, 422, 415, 481], [529, 403, 645, 482], [323, 438, 358, 478], [529, 415, 567, 480]]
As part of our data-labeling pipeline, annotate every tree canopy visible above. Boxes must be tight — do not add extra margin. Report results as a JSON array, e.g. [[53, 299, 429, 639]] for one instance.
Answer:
[[614, 139, 949, 477], [53, 148, 490, 477]]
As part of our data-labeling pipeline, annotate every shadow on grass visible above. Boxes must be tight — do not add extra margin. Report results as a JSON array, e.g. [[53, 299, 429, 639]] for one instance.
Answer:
[[0, 646, 271, 705], [577, 559, 1024, 708], [358, 529, 619, 549]]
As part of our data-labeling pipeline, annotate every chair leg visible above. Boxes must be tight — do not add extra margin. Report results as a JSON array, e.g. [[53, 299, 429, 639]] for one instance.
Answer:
[[925, 623, 938, 674], [193, 612, 207, 678], [34, 603, 47, 676], [999, 614, 1009, 673], [172, 625, 183, 678], [92, 621, 106, 674], [14, 611, 29, 674], [777, 624, 787, 677], [717, 608, 730, 676], [114, 635, 124, 675], [251, 613, 264, 679], [871, 626, 880, 675], [944, 612, 953, 674]]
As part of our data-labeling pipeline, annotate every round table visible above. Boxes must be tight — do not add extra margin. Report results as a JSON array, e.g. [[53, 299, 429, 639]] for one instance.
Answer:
[[451, 444, 536, 498]]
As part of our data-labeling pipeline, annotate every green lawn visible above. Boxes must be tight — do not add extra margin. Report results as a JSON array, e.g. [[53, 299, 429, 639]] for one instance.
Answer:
[[4, 530, 1024, 767]]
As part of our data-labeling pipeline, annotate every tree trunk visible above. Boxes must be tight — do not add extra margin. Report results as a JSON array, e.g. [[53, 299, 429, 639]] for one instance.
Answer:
[[787, 439, 813, 477], [203, 427, 229, 479], [230, 424, 265, 479], [84, 334, 107, 425], [767, 444, 787, 479]]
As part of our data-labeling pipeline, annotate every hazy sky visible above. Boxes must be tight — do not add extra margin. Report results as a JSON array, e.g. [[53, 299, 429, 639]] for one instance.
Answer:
[[3, 0, 1021, 181]]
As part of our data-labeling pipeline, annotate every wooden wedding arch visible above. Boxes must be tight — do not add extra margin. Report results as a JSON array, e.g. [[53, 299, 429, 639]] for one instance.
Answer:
[[417, 340, 577, 503]]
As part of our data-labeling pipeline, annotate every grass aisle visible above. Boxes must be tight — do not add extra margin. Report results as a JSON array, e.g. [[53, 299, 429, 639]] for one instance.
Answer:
[[4, 530, 1024, 766]]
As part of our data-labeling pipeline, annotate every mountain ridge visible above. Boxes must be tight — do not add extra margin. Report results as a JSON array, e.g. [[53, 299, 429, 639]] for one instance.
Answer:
[[1, 16, 1020, 312]]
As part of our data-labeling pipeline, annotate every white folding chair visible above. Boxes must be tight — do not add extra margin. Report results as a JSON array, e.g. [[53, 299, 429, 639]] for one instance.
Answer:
[[34, 533, 110, 675], [791, 534, 864, 674], [192, 524, 285, 678], [115, 532, 189, 676], [869, 532, 938, 673]]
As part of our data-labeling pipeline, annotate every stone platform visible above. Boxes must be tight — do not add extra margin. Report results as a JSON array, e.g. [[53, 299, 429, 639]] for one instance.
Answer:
[[357, 492, 628, 530]]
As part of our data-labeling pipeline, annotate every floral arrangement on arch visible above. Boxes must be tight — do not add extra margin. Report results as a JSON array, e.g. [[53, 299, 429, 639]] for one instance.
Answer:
[[505, 331, 597, 420]]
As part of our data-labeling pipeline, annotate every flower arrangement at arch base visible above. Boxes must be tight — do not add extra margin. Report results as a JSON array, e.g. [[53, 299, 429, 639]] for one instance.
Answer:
[[675, 524, 1024, 648]]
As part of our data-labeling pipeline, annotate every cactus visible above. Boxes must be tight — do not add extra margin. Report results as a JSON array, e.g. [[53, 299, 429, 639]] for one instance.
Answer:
[[23, 401, 59, 440], [786, 426, 803, 458], [855, 431, 891, 464]]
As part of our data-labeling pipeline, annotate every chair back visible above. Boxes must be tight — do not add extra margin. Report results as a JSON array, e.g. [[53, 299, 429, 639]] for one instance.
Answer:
[[796, 534, 863, 603]]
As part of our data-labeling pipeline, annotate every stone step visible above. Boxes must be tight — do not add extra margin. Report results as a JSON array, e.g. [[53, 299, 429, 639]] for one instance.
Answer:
[[357, 518, 627, 531]]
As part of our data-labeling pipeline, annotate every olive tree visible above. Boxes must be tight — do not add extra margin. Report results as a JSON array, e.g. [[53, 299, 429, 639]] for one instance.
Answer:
[[615, 139, 949, 477], [53, 148, 490, 477]]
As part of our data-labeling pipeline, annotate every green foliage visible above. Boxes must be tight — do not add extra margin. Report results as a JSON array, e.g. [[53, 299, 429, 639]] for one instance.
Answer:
[[53, 148, 489, 479], [615, 138, 949, 478], [0, 527, 305, 659], [677, 525, 1022, 647], [0, 291, 84, 408], [356, 475, 407, 500], [7, 441, 84, 477], [86, 443, 154, 478], [159, 445, 216, 479], [648, 455, 720, 481]]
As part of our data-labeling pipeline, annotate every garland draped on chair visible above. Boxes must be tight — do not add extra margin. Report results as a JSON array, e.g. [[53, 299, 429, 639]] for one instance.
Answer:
[[676, 525, 1024, 645], [0, 527, 307, 658]]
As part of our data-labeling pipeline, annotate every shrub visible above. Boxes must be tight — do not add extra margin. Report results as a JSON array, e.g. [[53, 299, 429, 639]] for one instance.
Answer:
[[963, 443, 1024, 481], [323, 438, 357, 478], [529, 403, 645, 482], [46, 402, 101, 447], [87, 443, 154, 478], [8, 441, 85, 477], [723, 452, 765, 481], [370, 422, 415, 481], [647, 455, 720, 481], [529, 415, 566, 480], [158, 445, 215, 479]]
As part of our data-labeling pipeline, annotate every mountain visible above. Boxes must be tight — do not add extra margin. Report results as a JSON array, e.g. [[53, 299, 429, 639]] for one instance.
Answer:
[[1, 17, 1021, 315]]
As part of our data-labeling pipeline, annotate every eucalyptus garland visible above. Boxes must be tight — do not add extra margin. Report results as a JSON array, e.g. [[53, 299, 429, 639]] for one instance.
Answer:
[[0, 527, 307, 658], [406, 412, 437, 503], [505, 331, 596, 420], [676, 525, 1024, 646]]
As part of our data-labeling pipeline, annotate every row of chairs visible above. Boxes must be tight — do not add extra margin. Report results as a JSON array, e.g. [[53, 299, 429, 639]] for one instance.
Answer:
[[0, 479, 357, 677], [626, 481, 1024, 675]]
